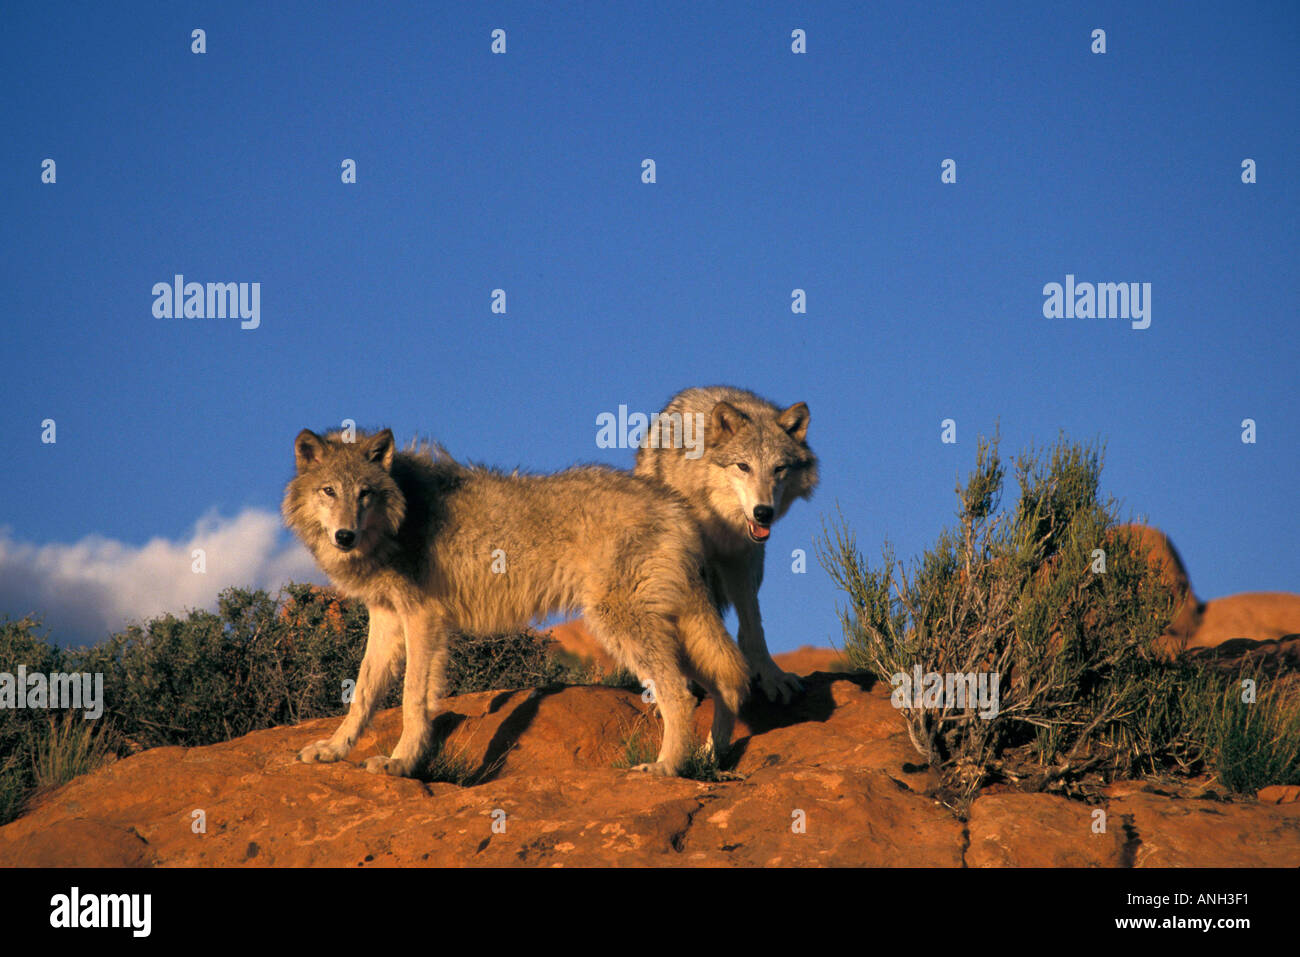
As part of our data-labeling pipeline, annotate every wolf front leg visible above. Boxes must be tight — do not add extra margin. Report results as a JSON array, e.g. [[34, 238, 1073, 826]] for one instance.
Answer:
[[299, 604, 405, 765], [718, 551, 803, 704], [362, 607, 449, 777]]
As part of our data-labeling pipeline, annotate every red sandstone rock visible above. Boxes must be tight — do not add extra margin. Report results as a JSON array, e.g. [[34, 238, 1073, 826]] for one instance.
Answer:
[[1, 671, 1295, 867]]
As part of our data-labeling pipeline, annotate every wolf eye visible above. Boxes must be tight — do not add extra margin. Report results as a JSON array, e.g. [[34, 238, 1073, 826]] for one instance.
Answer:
[[774, 465, 787, 476], [736, 463, 750, 473], [358, 489, 371, 502], [321, 486, 336, 497]]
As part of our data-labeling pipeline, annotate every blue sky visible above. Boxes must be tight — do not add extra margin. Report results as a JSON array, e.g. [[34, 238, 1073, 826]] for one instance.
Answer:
[[2, 1, 1296, 648]]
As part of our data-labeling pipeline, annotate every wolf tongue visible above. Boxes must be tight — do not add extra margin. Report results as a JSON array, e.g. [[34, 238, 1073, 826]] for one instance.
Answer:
[[749, 521, 770, 541]]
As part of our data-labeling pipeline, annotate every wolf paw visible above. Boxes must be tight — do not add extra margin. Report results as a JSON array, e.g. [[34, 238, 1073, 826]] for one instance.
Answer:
[[630, 761, 675, 777], [362, 754, 415, 777], [754, 662, 803, 704], [298, 740, 349, 764]]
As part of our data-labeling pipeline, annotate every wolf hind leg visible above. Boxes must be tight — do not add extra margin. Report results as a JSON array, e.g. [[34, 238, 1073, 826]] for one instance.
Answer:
[[718, 553, 802, 703], [685, 664, 735, 767], [584, 603, 695, 777], [425, 632, 452, 719], [299, 604, 404, 765], [677, 584, 748, 763]]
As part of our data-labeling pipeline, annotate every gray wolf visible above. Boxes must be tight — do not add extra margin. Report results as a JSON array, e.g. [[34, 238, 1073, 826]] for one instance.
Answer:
[[283, 428, 748, 777], [635, 386, 818, 703]]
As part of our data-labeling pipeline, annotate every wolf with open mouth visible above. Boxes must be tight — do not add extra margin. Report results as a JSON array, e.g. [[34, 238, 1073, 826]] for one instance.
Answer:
[[635, 386, 819, 703]]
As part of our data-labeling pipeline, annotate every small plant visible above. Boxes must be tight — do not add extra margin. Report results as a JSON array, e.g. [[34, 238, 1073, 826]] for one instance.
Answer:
[[30, 714, 117, 797], [421, 739, 491, 787], [446, 630, 574, 694], [677, 741, 732, 783], [0, 616, 94, 826], [0, 755, 28, 826], [613, 714, 661, 769], [816, 431, 1296, 809], [1195, 667, 1300, 793], [542, 649, 604, 686], [611, 711, 734, 782], [363, 726, 507, 788]]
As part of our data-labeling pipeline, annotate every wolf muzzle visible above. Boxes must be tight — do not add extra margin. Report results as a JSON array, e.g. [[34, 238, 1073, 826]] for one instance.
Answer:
[[747, 505, 774, 542]]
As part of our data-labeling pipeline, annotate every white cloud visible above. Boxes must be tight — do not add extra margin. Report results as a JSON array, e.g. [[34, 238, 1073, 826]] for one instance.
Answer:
[[0, 509, 325, 647]]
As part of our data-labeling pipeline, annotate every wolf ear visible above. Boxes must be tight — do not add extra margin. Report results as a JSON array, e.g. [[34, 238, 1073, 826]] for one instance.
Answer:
[[777, 402, 810, 442], [363, 429, 395, 471], [710, 401, 748, 441], [294, 430, 325, 471]]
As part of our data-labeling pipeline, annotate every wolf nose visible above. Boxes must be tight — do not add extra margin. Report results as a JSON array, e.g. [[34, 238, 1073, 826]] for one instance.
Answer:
[[752, 505, 774, 526], [334, 529, 357, 548]]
